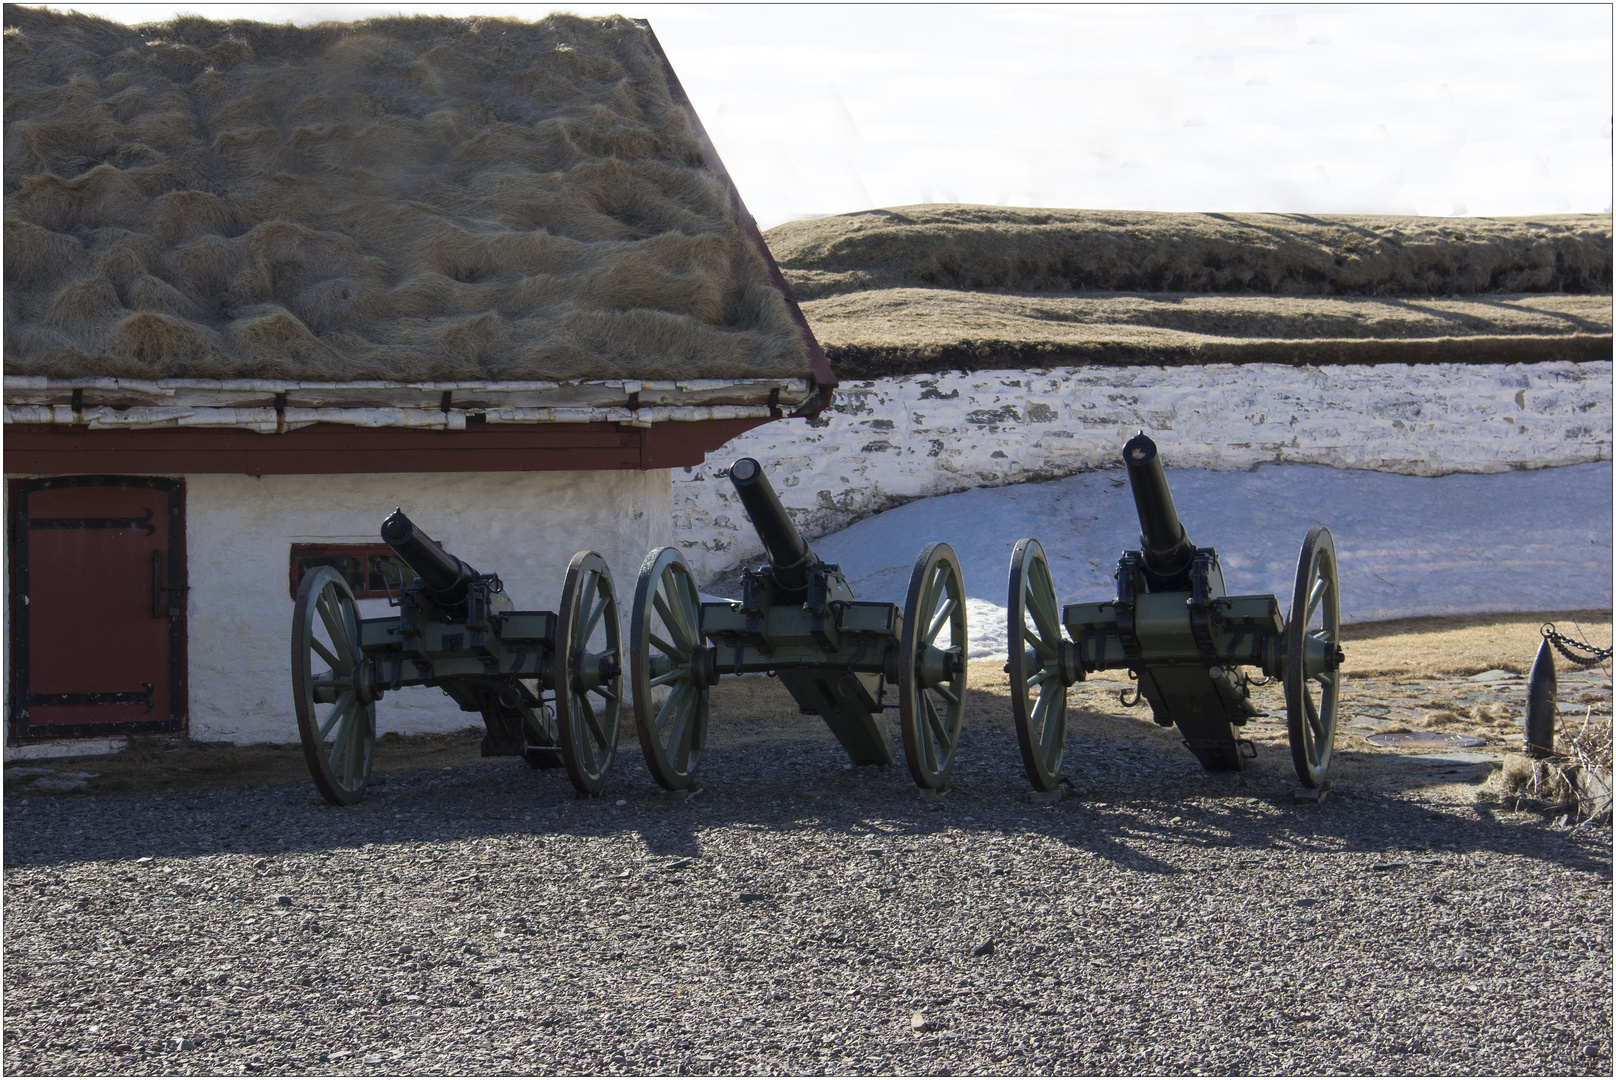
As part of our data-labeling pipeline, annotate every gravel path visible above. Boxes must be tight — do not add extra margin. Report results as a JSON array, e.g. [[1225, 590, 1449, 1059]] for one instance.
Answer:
[[4, 716, 1611, 1076]]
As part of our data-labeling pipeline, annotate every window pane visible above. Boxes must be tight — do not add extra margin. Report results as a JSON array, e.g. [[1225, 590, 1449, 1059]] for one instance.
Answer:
[[369, 555, 408, 593], [295, 555, 365, 593]]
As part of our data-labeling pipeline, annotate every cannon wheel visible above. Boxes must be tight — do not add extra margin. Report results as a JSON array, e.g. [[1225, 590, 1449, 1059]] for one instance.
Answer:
[[1007, 538, 1069, 791], [555, 551, 623, 796], [1286, 526, 1343, 788], [630, 547, 709, 790], [292, 566, 375, 806], [899, 542, 969, 790]]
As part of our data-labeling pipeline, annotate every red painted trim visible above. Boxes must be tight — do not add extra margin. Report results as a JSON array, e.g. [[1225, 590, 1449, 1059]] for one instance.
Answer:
[[635, 19, 839, 408], [3, 418, 774, 476]]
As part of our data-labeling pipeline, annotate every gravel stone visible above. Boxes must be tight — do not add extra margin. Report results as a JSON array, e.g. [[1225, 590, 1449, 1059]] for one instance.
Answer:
[[3, 724, 1611, 1075]]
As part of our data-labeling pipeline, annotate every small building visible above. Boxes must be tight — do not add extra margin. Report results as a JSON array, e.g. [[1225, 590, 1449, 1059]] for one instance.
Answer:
[[3, 8, 834, 756]]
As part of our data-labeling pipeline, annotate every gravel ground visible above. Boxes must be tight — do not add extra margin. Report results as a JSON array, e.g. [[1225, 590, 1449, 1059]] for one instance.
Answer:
[[4, 687, 1612, 1076]]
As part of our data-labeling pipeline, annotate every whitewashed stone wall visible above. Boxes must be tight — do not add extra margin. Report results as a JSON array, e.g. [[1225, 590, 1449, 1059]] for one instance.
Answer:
[[672, 362, 1613, 585], [179, 469, 672, 745]]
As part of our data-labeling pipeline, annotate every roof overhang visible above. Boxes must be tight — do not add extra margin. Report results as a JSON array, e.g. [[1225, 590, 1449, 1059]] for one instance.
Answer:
[[3, 375, 819, 434]]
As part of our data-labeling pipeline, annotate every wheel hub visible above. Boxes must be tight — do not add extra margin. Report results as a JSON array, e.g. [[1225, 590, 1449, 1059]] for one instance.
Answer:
[[352, 660, 380, 705], [687, 645, 721, 687]]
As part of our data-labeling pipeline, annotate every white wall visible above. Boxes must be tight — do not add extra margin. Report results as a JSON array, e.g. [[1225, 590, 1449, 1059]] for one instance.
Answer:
[[671, 361, 1614, 585], [183, 469, 672, 745]]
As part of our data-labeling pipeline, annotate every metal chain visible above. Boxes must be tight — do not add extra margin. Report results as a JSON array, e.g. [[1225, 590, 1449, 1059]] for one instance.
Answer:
[[1541, 623, 1614, 666]]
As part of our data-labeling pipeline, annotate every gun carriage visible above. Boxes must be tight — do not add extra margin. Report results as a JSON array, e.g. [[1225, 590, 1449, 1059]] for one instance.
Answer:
[[291, 510, 623, 805], [629, 458, 969, 791], [1006, 432, 1344, 791]]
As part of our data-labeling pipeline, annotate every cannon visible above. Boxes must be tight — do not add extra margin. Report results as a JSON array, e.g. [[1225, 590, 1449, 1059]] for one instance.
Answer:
[[290, 510, 623, 804], [628, 458, 969, 791], [1005, 432, 1344, 790]]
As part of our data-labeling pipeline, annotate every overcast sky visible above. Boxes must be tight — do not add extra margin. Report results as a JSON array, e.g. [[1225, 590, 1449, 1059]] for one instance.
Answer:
[[56, 3, 1615, 229]]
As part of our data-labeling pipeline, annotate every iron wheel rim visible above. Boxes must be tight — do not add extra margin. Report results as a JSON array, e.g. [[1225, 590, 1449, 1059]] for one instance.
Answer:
[[555, 550, 622, 795], [1286, 526, 1342, 788], [899, 542, 969, 790], [630, 547, 709, 790], [292, 566, 374, 806], [1008, 537, 1068, 791]]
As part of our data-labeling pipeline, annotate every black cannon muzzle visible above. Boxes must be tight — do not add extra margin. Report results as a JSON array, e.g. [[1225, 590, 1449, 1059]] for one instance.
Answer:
[[380, 509, 479, 602], [1122, 432, 1196, 588], [729, 457, 815, 599]]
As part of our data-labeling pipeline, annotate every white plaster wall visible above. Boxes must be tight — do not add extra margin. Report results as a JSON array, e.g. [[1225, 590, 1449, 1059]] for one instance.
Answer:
[[671, 361, 1613, 585], [185, 469, 672, 744]]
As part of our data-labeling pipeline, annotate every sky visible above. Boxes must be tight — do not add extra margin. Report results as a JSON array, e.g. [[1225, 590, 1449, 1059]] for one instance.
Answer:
[[50, 3, 1615, 230]]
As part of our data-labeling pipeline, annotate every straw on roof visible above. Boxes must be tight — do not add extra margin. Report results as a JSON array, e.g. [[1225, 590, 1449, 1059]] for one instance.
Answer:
[[3, 7, 813, 383]]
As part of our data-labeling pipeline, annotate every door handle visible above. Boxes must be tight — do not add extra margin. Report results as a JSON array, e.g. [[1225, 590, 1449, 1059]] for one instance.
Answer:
[[151, 549, 189, 619], [152, 549, 165, 618]]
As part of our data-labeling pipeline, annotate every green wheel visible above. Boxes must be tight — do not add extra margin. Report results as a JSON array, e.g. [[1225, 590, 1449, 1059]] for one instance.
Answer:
[[555, 551, 623, 796], [630, 547, 710, 790], [1007, 538, 1071, 791], [292, 566, 376, 806], [899, 542, 969, 790], [1286, 526, 1343, 788]]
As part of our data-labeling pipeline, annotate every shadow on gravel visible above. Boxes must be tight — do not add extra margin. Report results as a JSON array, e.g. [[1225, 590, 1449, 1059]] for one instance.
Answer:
[[6, 726, 1609, 884]]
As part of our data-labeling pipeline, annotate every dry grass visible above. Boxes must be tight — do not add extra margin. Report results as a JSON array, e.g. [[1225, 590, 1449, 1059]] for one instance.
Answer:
[[1495, 710, 1614, 818], [1339, 610, 1612, 678], [3, 8, 809, 382], [770, 205, 1613, 299], [765, 205, 1612, 377]]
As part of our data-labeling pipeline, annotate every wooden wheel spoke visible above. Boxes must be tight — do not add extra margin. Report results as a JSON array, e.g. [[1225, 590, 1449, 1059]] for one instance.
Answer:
[[670, 693, 698, 768], [1034, 690, 1062, 757], [653, 590, 694, 651], [648, 669, 685, 689], [1306, 573, 1328, 624], [925, 597, 957, 645], [342, 711, 368, 788], [1022, 623, 1056, 659], [936, 682, 959, 706], [318, 587, 357, 658], [310, 637, 344, 674], [648, 631, 680, 659], [650, 680, 688, 737], [1025, 667, 1053, 689], [582, 591, 609, 641], [1025, 580, 1062, 643], [921, 565, 944, 617], [662, 570, 700, 642], [577, 569, 600, 626], [327, 702, 354, 772], [314, 600, 355, 672], [578, 696, 609, 757], [320, 692, 355, 740], [923, 695, 951, 759], [1305, 693, 1327, 746], [589, 683, 619, 703]]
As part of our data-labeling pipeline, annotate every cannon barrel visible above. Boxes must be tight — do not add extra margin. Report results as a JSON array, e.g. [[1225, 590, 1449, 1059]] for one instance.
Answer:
[[729, 457, 815, 597], [1122, 432, 1196, 586], [379, 509, 479, 600]]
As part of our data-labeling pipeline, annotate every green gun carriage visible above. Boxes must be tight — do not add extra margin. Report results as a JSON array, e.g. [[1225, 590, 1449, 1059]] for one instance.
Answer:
[[629, 457, 969, 792], [1006, 432, 1345, 792], [290, 510, 624, 805]]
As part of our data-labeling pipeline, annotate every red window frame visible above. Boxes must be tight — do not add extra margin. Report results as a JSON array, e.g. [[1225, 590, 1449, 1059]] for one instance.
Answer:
[[288, 544, 408, 600]]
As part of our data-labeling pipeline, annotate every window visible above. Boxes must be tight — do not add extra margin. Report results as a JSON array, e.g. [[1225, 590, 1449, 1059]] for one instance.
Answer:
[[289, 544, 409, 600]]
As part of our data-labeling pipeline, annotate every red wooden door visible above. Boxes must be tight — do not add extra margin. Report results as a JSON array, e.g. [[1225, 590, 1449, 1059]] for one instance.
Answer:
[[8, 477, 186, 741]]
